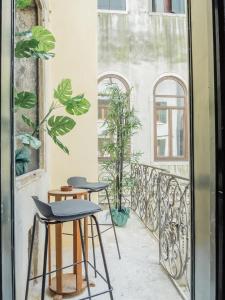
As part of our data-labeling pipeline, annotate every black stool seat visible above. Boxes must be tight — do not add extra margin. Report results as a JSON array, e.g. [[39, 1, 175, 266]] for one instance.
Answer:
[[68, 177, 108, 192], [25, 196, 114, 300], [33, 196, 101, 221]]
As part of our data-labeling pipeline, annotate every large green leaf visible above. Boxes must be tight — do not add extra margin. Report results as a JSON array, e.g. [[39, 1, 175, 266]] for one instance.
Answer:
[[66, 96, 90, 115], [54, 79, 72, 105], [15, 92, 37, 109], [48, 116, 76, 136], [22, 115, 35, 129], [16, 0, 32, 9], [15, 39, 39, 58], [32, 26, 56, 52], [51, 135, 69, 155], [17, 134, 41, 150], [32, 51, 55, 60]]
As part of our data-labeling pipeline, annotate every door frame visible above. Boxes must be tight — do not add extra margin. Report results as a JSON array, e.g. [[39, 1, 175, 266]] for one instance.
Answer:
[[0, 0, 15, 299]]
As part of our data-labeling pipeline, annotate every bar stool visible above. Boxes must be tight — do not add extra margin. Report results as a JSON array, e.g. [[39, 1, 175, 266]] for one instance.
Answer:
[[25, 196, 114, 300], [67, 177, 121, 276]]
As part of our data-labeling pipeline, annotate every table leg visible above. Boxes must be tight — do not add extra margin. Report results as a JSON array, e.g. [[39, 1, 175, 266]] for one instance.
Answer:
[[73, 220, 82, 291], [84, 193, 89, 262], [48, 194, 52, 286], [55, 195, 63, 293]]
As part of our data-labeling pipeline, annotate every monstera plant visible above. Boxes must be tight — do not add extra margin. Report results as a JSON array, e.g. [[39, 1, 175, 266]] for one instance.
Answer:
[[15, 2, 90, 175], [15, 79, 90, 176]]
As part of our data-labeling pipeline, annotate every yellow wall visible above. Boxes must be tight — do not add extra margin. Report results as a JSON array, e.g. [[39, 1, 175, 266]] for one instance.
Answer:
[[48, 0, 98, 188]]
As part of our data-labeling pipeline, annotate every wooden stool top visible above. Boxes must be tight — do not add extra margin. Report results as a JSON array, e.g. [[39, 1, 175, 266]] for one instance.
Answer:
[[48, 189, 88, 197]]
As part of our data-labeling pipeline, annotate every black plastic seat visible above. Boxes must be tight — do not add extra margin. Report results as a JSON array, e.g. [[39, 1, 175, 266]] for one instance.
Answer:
[[68, 177, 108, 192], [25, 196, 114, 300], [33, 196, 101, 221], [67, 177, 121, 278]]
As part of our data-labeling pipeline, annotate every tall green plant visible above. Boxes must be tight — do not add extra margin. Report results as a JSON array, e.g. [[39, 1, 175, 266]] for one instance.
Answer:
[[101, 86, 141, 213]]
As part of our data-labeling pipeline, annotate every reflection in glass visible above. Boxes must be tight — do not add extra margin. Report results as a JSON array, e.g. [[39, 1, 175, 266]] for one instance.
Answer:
[[172, 110, 184, 157]]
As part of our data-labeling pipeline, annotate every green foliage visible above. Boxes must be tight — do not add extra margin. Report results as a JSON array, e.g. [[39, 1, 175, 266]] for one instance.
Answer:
[[22, 115, 35, 129], [15, 146, 31, 176], [15, 39, 39, 58], [16, 0, 32, 9], [100, 85, 141, 211], [48, 131, 69, 155], [32, 26, 56, 52], [15, 79, 90, 170], [48, 116, 76, 136], [15, 26, 55, 60], [65, 96, 90, 115], [15, 91, 37, 109], [17, 133, 41, 150], [54, 79, 73, 105]]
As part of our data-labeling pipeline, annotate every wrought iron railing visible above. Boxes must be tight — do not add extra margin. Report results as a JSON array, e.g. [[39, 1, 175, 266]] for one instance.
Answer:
[[131, 164, 191, 299]]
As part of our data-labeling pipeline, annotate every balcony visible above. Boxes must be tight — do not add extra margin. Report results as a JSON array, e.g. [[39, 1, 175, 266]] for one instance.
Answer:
[[29, 164, 190, 300]]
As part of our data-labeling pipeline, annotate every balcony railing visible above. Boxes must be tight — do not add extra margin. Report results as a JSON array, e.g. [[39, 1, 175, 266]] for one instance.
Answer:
[[131, 164, 191, 300]]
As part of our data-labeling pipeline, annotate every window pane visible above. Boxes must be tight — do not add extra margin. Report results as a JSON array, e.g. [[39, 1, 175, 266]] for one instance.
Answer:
[[156, 110, 169, 157], [152, 0, 164, 12], [98, 0, 110, 10], [155, 97, 185, 107], [110, 0, 126, 10], [155, 79, 185, 96], [15, 1, 39, 173], [172, 0, 185, 14], [172, 110, 184, 157]]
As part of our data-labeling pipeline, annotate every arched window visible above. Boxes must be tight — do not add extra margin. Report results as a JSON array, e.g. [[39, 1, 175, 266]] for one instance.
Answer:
[[97, 73, 130, 160], [98, 74, 130, 120], [154, 76, 188, 161]]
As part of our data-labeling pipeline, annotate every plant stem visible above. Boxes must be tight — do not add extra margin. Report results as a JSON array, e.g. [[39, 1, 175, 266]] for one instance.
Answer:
[[32, 102, 55, 136]]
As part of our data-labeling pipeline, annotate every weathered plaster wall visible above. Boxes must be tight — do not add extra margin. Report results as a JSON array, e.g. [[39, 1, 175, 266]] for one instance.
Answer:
[[49, 0, 98, 188], [98, 0, 189, 177]]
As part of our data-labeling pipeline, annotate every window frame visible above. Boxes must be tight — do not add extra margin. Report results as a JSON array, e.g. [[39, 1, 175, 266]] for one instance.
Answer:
[[153, 76, 188, 162], [98, 0, 128, 14], [97, 73, 130, 161], [149, 0, 186, 15]]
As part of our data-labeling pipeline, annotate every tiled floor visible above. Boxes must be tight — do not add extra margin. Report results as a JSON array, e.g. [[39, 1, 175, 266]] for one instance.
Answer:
[[31, 212, 182, 300]]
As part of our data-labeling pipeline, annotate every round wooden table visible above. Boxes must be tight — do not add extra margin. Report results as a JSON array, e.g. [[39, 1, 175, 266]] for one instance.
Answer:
[[48, 189, 89, 298]]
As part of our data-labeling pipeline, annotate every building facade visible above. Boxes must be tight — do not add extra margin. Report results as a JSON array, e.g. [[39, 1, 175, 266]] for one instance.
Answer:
[[98, 0, 189, 177]]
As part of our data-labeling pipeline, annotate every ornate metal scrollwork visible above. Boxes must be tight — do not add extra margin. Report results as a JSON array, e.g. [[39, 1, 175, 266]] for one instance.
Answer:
[[131, 164, 191, 299]]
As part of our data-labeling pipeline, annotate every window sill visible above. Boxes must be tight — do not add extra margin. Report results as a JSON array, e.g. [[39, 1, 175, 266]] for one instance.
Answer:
[[98, 9, 128, 15], [16, 169, 46, 190], [148, 12, 186, 17]]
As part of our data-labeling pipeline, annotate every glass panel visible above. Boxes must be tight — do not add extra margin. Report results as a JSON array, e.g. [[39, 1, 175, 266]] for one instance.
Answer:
[[172, 0, 185, 14], [155, 97, 185, 107], [152, 0, 164, 12], [156, 110, 169, 157], [15, 1, 39, 173], [110, 0, 126, 10], [155, 79, 185, 96], [172, 109, 184, 157], [98, 0, 110, 10]]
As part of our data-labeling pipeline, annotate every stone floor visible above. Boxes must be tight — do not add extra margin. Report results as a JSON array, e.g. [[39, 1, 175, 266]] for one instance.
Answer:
[[31, 212, 182, 300]]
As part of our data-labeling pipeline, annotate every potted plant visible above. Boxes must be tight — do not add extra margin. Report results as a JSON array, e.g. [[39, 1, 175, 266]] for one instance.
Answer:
[[101, 85, 141, 226]]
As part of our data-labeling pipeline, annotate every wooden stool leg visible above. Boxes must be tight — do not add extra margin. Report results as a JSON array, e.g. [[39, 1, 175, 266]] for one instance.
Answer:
[[73, 220, 82, 291], [55, 195, 63, 294], [48, 194, 52, 286]]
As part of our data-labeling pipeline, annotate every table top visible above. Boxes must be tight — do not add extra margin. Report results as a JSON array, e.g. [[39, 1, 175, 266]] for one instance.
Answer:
[[48, 188, 88, 197]]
